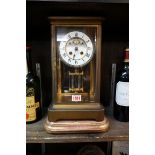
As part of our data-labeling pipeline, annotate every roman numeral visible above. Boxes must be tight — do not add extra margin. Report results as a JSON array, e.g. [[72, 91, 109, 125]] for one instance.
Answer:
[[63, 53, 67, 57], [68, 34, 71, 39], [85, 53, 90, 58], [85, 40, 90, 43], [60, 47, 65, 50], [75, 60, 78, 64], [87, 47, 92, 50], [75, 32, 78, 37], [68, 58, 71, 62]]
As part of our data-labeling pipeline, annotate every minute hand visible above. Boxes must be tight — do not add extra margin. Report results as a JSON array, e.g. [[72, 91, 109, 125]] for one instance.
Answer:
[[73, 54, 75, 60]]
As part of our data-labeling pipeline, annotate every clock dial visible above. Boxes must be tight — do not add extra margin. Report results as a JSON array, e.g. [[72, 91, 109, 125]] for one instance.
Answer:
[[59, 31, 94, 67]]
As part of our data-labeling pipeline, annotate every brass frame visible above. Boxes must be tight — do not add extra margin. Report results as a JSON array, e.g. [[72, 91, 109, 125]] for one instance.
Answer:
[[50, 17, 103, 104], [45, 17, 109, 124]]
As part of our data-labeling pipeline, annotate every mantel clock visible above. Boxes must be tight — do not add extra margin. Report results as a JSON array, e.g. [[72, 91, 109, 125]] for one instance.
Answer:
[[44, 17, 109, 133]]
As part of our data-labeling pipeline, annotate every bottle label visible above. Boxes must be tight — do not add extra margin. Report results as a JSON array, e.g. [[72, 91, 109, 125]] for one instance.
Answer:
[[26, 88, 39, 122], [115, 81, 129, 106]]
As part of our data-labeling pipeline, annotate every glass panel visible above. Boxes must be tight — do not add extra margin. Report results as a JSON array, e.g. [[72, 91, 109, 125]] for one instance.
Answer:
[[56, 26, 97, 104], [61, 64, 90, 93]]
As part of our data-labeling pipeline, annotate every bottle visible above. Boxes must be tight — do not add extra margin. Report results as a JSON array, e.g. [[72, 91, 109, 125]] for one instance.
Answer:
[[114, 48, 129, 122], [26, 46, 42, 123]]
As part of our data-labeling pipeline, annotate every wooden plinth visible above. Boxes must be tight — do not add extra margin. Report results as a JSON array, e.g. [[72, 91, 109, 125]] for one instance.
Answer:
[[44, 116, 110, 134]]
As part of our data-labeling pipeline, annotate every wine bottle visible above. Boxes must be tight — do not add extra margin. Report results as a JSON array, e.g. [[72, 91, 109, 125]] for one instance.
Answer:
[[26, 46, 42, 123], [114, 48, 129, 122]]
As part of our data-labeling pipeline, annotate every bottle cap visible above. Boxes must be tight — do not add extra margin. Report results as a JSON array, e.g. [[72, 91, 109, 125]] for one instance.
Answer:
[[125, 48, 129, 52]]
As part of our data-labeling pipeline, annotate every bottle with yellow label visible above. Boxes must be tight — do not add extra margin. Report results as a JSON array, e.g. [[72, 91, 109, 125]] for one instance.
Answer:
[[26, 46, 42, 123]]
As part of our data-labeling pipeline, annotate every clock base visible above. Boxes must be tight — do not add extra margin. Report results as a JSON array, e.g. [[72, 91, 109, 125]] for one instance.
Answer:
[[44, 116, 110, 134], [47, 103, 105, 122]]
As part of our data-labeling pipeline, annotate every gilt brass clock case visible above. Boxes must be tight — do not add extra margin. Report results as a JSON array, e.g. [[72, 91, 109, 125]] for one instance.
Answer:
[[46, 17, 108, 127]]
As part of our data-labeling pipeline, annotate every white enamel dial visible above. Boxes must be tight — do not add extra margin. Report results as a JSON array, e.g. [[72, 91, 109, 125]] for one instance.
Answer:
[[59, 31, 94, 67]]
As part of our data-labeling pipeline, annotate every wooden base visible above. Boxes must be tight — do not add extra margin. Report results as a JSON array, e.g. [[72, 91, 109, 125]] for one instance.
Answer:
[[44, 116, 110, 134]]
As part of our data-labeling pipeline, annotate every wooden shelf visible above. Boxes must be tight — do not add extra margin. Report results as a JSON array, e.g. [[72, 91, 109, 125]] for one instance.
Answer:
[[26, 115, 128, 143], [26, 0, 129, 3]]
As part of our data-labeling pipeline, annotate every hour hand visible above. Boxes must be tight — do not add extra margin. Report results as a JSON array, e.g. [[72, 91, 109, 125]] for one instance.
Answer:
[[73, 54, 76, 60]]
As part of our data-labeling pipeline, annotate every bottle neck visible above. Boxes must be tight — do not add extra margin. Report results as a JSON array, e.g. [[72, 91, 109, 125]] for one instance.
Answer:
[[123, 62, 129, 70], [26, 46, 33, 74], [122, 48, 129, 71], [123, 49, 129, 63]]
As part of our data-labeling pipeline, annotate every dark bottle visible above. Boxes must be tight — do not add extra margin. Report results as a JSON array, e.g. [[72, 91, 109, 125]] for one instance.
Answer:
[[26, 46, 42, 123], [114, 48, 129, 122]]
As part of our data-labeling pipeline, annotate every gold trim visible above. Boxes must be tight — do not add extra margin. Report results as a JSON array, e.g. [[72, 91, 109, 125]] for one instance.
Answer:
[[90, 61, 94, 94], [57, 92, 88, 96], [69, 88, 83, 92], [58, 58, 62, 94], [49, 16, 104, 25], [69, 71, 83, 76], [51, 25, 57, 103], [124, 59, 129, 62], [52, 103, 101, 109], [125, 48, 129, 52]]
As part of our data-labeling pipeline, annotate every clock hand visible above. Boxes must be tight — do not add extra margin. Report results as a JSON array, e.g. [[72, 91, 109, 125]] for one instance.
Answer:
[[73, 54, 75, 60], [75, 47, 78, 51], [73, 46, 79, 60]]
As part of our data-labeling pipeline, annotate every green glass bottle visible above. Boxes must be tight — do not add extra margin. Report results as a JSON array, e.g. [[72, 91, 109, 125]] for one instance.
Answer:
[[26, 46, 42, 123], [114, 48, 129, 122]]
